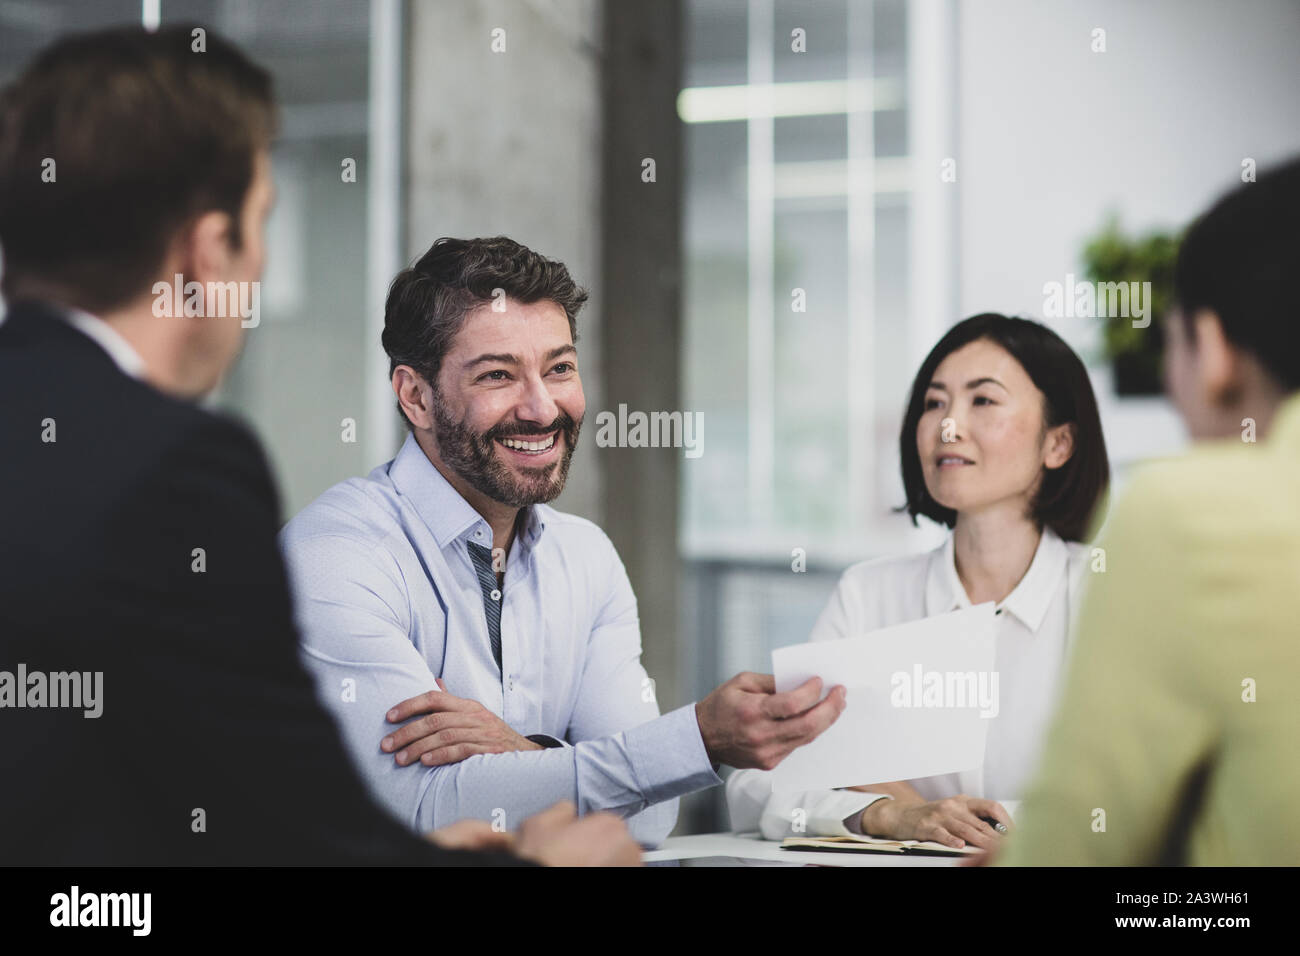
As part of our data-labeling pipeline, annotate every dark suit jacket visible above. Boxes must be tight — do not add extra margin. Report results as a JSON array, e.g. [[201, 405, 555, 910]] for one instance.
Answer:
[[0, 300, 521, 865]]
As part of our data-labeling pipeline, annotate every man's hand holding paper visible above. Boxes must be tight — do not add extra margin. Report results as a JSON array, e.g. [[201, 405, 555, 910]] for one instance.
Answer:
[[771, 604, 999, 792]]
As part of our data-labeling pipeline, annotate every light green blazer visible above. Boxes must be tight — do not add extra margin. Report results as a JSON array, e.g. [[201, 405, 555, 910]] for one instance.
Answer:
[[1000, 393, 1300, 865]]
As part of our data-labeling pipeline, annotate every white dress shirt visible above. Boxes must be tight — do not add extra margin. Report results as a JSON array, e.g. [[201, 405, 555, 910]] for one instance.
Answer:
[[63, 307, 147, 379], [727, 526, 1091, 839]]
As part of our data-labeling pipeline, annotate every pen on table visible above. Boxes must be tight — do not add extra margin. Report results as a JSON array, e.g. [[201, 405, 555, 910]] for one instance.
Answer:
[[981, 816, 1009, 834]]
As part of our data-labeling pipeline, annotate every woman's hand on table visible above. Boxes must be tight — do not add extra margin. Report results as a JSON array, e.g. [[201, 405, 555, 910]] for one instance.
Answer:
[[859, 794, 1013, 850]]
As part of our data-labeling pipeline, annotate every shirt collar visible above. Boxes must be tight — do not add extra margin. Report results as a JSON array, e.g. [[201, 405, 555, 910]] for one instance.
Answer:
[[924, 525, 1069, 633], [61, 308, 147, 379], [386, 432, 546, 552]]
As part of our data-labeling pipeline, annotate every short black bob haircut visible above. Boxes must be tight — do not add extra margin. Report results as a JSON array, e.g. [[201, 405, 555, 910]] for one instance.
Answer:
[[1173, 155, 1300, 391], [898, 313, 1110, 542]]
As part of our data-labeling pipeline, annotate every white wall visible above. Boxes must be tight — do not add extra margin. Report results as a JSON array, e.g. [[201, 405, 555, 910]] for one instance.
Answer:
[[956, 0, 1300, 471]]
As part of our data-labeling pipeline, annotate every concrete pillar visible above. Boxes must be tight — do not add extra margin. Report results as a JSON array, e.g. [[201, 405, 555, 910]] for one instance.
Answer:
[[405, 0, 605, 522], [600, 0, 686, 765]]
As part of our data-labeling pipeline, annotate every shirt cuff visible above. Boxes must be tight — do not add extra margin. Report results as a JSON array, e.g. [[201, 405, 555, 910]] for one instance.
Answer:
[[624, 703, 722, 806], [840, 793, 892, 835]]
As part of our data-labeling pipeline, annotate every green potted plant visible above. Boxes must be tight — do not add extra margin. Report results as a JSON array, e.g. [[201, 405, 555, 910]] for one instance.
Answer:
[[1080, 216, 1180, 396]]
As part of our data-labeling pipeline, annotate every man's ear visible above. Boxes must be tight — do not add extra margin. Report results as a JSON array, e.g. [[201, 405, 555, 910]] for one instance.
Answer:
[[1192, 309, 1238, 405], [1043, 422, 1075, 470], [392, 366, 435, 430], [181, 210, 235, 285]]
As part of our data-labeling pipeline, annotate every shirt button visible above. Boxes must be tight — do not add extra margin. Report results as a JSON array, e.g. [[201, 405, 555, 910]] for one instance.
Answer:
[[474, 530, 483, 538], [490, 588, 501, 601], [507, 678, 514, 691]]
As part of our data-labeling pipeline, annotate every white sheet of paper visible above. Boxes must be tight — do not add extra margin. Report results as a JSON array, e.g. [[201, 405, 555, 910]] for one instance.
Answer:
[[770, 603, 998, 792]]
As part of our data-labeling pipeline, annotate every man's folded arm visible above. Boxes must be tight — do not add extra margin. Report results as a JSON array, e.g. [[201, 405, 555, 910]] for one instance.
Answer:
[[283, 530, 716, 843]]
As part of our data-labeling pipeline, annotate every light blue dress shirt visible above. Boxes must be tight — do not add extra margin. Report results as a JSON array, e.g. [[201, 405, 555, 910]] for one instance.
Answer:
[[279, 434, 720, 846]]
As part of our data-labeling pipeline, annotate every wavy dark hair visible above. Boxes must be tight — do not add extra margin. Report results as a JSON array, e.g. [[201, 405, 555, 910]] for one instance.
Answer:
[[898, 313, 1110, 542], [383, 236, 588, 428]]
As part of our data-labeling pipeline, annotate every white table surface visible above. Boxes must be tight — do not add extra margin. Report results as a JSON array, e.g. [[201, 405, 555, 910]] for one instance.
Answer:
[[643, 831, 964, 867]]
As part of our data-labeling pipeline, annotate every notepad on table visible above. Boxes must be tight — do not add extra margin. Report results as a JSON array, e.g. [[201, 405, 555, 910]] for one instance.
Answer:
[[781, 834, 983, 856]]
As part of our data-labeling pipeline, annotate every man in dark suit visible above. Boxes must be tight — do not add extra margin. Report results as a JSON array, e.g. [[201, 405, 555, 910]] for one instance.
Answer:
[[0, 25, 637, 866]]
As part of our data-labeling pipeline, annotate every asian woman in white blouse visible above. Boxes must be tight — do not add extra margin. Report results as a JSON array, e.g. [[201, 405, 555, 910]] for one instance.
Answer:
[[727, 313, 1110, 851]]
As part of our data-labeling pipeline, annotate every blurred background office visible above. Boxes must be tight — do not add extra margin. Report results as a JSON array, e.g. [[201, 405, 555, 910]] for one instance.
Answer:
[[2, 0, 1297, 832]]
